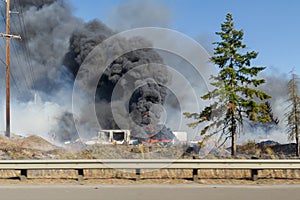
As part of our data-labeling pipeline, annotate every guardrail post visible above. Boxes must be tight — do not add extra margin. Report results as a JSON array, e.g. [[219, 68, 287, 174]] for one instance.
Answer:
[[193, 169, 198, 181], [77, 169, 84, 181], [251, 156, 259, 181], [19, 169, 27, 181], [135, 168, 141, 181], [251, 169, 258, 181]]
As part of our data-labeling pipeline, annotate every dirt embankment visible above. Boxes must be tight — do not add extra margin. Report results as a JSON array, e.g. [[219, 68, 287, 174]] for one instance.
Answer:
[[0, 134, 66, 160]]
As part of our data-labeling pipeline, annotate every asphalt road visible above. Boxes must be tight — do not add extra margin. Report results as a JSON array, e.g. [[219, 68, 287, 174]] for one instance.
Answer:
[[1, 184, 300, 200]]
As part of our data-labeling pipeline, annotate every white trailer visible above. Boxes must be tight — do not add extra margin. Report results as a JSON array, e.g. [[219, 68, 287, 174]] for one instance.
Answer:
[[97, 130, 131, 144]]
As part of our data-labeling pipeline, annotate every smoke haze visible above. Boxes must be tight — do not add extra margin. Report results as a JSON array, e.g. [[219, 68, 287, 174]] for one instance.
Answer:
[[108, 0, 172, 31], [0, 0, 82, 138], [0, 0, 292, 146]]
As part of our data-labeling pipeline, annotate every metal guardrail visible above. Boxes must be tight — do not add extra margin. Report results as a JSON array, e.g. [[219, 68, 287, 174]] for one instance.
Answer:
[[0, 159, 300, 181]]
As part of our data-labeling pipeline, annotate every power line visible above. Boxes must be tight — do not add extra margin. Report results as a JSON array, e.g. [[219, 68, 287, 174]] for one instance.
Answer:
[[0, 0, 22, 138], [10, 13, 32, 92], [0, 57, 21, 94], [0, 2, 29, 98], [14, 0, 36, 92], [0, 0, 37, 96]]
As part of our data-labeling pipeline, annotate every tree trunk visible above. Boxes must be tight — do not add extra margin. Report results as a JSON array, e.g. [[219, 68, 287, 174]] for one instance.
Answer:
[[294, 101, 299, 157], [231, 131, 237, 156], [231, 113, 237, 156], [296, 123, 299, 157], [296, 134, 299, 157]]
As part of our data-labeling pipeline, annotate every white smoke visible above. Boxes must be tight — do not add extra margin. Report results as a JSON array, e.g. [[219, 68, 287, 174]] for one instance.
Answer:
[[108, 0, 172, 31]]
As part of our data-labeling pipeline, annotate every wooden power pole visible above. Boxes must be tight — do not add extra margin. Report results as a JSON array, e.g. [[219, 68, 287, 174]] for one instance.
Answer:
[[0, 0, 21, 138]]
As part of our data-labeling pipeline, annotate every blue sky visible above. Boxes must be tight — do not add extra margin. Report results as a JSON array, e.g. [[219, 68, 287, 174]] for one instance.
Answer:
[[69, 0, 300, 76]]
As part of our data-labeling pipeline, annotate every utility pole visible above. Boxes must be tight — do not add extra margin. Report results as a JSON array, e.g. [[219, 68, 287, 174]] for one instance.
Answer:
[[1, 0, 21, 138]]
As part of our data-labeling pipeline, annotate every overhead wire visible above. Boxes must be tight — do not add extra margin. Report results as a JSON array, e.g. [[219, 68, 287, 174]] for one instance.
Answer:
[[0, 2, 24, 97], [0, 57, 21, 94], [10, 16, 32, 92], [15, 0, 37, 93], [0, 0, 42, 101], [0, 0, 39, 100], [10, 0, 34, 92]]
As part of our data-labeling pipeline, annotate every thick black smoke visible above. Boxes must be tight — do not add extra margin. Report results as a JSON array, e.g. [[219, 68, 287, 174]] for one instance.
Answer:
[[63, 19, 174, 140], [63, 20, 114, 79], [10, 0, 82, 96], [5, 0, 176, 142]]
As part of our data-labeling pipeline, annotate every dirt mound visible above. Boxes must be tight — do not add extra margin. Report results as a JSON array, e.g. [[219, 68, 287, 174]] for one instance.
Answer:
[[0, 135, 16, 150], [19, 135, 57, 151], [0, 134, 63, 160]]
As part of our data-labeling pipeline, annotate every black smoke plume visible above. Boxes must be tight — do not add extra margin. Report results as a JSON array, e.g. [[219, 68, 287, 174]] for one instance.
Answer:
[[9, 0, 82, 97], [6, 0, 176, 142], [63, 20, 174, 140]]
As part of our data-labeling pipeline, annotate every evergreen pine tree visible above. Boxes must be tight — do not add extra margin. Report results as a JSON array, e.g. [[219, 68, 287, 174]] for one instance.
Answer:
[[184, 13, 273, 156]]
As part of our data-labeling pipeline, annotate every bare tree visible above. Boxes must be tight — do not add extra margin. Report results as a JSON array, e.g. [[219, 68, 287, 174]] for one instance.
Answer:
[[286, 73, 300, 157]]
